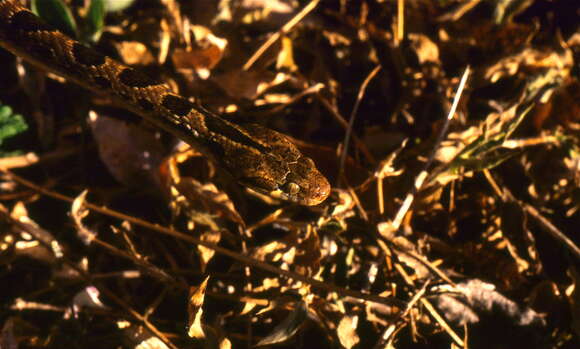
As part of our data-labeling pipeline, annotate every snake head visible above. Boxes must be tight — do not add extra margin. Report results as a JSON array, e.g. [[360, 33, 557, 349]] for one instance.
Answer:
[[270, 156, 331, 206], [234, 153, 330, 206], [218, 124, 331, 206]]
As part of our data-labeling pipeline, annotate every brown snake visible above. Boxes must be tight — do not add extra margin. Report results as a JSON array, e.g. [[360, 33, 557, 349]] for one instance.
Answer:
[[0, 0, 330, 205]]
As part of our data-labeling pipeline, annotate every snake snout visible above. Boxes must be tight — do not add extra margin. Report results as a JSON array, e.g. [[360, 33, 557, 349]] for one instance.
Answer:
[[287, 156, 330, 206]]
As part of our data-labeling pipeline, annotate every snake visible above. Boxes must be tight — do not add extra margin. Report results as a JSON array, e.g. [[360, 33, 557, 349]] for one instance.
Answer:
[[0, 0, 330, 206]]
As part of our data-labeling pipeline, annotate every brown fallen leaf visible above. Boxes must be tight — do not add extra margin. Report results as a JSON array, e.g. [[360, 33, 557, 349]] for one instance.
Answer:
[[187, 276, 210, 339]]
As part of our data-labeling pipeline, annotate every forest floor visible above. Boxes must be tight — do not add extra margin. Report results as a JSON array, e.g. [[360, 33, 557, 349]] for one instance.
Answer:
[[0, 0, 579, 348]]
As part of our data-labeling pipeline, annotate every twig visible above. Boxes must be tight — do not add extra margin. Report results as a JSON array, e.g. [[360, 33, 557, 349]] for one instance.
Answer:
[[393, 258, 464, 347], [317, 95, 376, 164], [392, 66, 470, 230], [338, 65, 382, 184], [396, 0, 405, 44], [522, 203, 580, 260], [483, 169, 580, 260], [421, 297, 465, 347], [243, 0, 320, 71]]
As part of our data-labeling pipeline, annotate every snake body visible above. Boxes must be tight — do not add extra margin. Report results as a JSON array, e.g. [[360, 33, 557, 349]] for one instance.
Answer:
[[0, 0, 330, 205]]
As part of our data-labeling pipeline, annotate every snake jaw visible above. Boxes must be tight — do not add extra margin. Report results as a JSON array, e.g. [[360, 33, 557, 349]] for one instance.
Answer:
[[239, 156, 330, 206], [241, 169, 330, 206]]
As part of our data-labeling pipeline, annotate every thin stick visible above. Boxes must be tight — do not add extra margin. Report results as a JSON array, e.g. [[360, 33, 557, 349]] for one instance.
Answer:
[[243, 0, 320, 71], [483, 169, 580, 260], [421, 298, 465, 347], [317, 95, 376, 163], [396, 0, 405, 44], [338, 65, 382, 182], [392, 66, 470, 230]]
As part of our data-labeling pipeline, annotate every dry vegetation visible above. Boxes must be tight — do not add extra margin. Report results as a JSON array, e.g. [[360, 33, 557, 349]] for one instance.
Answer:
[[0, 0, 579, 348]]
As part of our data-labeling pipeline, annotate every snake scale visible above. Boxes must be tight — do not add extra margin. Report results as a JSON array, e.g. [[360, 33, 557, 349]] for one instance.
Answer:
[[0, 0, 330, 205]]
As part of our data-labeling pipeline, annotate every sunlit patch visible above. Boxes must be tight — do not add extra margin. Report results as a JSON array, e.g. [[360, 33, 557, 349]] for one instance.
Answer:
[[269, 189, 291, 201]]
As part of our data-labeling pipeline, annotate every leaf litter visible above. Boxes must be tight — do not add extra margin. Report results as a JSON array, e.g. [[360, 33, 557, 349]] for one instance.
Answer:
[[0, 0, 579, 348]]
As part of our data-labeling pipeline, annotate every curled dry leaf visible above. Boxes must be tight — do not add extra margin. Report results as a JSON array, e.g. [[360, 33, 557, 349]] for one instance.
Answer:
[[198, 229, 221, 272], [329, 189, 355, 219], [70, 190, 97, 245], [65, 286, 108, 319], [250, 239, 292, 264], [483, 46, 573, 84], [173, 177, 245, 228], [256, 300, 309, 347], [276, 35, 297, 72], [293, 227, 322, 277], [187, 276, 209, 339], [172, 25, 227, 79], [408, 33, 440, 65], [3, 202, 63, 263]]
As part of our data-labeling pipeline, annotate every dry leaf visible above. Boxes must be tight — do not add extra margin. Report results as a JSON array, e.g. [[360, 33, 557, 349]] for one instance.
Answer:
[[198, 229, 221, 272], [172, 25, 227, 79], [70, 190, 97, 245], [173, 177, 245, 227], [256, 300, 308, 346], [123, 325, 170, 349], [115, 41, 155, 66], [88, 111, 166, 192], [337, 315, 360, 349], [187, 276, 210, 339]]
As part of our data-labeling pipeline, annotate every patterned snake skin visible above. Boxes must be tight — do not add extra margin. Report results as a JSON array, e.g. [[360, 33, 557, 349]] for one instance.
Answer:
[[0, 0, 330, 205]]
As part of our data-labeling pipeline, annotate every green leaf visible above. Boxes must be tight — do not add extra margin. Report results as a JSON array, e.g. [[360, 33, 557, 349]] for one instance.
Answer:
[[0, 105, 28, 157], [85, 0, 106, 42], [103, 0, 137, 12], [32, 0, 78, 38]]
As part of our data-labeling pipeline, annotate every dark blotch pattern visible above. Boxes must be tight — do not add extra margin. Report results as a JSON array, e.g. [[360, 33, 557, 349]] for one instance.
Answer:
[[28, 44, 55, 61], [11, 11, 55, 32], [204, 116, 269, 153], [161, 95, 193, 117], [92, 76, 111, 89], [138, 98, 155, 111], [118, 68, 159, 88], [72, 43, 106, 66]]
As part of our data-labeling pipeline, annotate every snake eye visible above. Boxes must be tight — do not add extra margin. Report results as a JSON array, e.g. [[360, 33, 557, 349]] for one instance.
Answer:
[[284, 182, 300, 196]]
